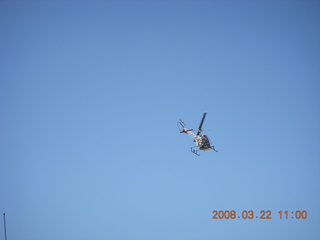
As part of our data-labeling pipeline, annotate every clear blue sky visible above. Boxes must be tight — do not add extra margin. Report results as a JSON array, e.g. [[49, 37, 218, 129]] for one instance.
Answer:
[[1, 0, 320, 239]]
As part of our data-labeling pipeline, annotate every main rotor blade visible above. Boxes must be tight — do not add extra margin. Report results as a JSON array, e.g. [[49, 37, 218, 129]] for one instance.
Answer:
[[197, 112, 207, 136]]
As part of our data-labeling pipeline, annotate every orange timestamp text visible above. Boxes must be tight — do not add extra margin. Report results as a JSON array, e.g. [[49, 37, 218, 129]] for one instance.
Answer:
[[212, 210, 308, 220]]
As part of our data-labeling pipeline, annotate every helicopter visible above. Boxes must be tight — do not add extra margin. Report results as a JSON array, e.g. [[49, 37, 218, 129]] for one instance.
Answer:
[[178, 112, 218, 156]]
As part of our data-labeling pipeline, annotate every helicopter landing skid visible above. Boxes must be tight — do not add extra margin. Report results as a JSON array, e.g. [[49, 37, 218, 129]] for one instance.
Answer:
[[212, 146, 218, 152], [191, 146, 217, 156], [191, 147, 200, 156]]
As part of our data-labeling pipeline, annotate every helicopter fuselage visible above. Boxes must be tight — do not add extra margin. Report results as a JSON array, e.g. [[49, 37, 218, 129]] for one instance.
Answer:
[[181, 127, 211, 150]]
